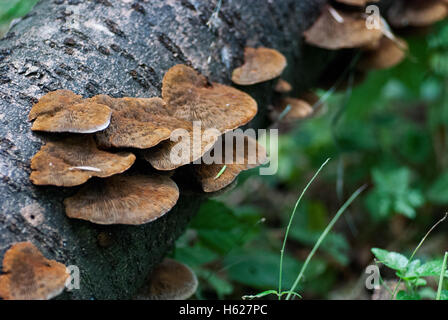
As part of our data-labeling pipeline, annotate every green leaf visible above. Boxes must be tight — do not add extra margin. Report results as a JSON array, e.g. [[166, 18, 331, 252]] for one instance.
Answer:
[[427, 171, 448, 204], [371, 248, 409, 271], [396, 291, 421, 300], [224, 249, 326, 290]]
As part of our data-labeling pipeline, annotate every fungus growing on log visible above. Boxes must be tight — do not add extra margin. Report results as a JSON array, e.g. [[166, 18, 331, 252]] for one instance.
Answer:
[[274, 79, 293, 93], [89, 95, 191, 149], [64, 174, 179, 225], [303, 5, 383, 50], [0, 242, 68, 300], [29, 90, 112, 133], [143, 64, 258, 171], [195, 132, 267, 192], [358, 37, 408, 70], [387, 0, 448, 28], [30, 136, 136, 187], [231, 47, 287, 85], [135, 258, 198, 300]]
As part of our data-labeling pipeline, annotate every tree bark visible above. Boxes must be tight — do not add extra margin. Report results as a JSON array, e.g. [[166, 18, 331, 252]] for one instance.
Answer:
[[0, 0, 330, 299]]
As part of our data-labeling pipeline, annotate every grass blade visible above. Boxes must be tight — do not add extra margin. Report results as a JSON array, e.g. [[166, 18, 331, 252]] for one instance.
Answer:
[[436, 252, 448, 300]]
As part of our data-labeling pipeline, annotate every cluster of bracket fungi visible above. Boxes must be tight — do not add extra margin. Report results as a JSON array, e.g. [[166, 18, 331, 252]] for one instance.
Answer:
[[1, 0, 447, 300]]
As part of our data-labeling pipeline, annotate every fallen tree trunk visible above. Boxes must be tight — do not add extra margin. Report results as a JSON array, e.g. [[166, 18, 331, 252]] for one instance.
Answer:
[[0, 0, 329, 299]]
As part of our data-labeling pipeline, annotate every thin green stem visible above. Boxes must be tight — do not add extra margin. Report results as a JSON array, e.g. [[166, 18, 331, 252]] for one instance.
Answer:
[[285, 184, 367, 300], [436, 252, 448, 300], [277, 158, 330, 299], [392, 213, 448, 299]]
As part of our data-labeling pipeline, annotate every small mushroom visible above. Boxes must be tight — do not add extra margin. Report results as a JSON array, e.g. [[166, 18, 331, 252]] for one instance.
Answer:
[[231, 47, 287, 85], [135, 258, 198, 300], [195, 132, 267, 192], [0, 242, 68, 300], [274, 79, 293, 93], [143, 64, 257, 170], [335, 0, 379, 6], [89, 95, 192, 149], [30, 136, 136, 187], [358, 37, 408, 70], [29, 90, 112, 133], [271, 97, 314, 123], [64, 174, 179, 225], [387, 0, 448, 28], [303, 5, 383, 50]]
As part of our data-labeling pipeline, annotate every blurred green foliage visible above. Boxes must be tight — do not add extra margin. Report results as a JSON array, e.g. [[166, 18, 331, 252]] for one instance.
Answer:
[[0, 0, 38, 36]]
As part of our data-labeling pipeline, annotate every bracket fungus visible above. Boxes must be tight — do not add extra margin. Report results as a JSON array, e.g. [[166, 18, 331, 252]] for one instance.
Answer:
[[231, 47, 287, 85], [143, 64, 257, 171], [303, 5, 383, 50], [29, 90, 112, 133], [274, 79, 293, 94], [271, 97, 314, 123], [195, 132, 267, 193], [387, 0, 448, 28], [30, 136, 136, 187], [89, 95, 192, 149], [64, 174, 179, 225], [0, 242, 68, 300], [135, 258, 198, 300], [358, 37, 408, 70]]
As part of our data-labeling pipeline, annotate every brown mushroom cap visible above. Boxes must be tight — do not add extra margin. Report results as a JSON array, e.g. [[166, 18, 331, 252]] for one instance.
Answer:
[[163, 64, 258, 132], [0, 242, 68, 300], [274, 79, 293, 93], [30, 136, 136, 187], [195, 132, 267, 192], [89, 95, 191, 149], [64, 174, 179, 225], [231, 47, 287, 85], [388, 0, 448, 28], [271, 97, 314, 123], [29, 90, 112, 133], [335, 0, 379, 6], [143, 64, 257, 171], [303, 5, 383, 50], [358, 37, 408, 70], [135, 258, 198, 300]]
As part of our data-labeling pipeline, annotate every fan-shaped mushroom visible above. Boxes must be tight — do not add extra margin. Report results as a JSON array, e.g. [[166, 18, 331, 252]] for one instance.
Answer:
[[335, 0, 379, 6], [358, 37, 408, 70], [0, 242, 68, 300], [388, 0, 448, 28], [303, 5, 383, 50], [135, 258, 198, 300], [64, 174, 179, 225], [30, 136, 136, 187], [29, 90, 112, 133], [144, 64, 258, 171], [89, 95, 192, 149], [231, 47, 287, 85], [195, 132, 267, 192]]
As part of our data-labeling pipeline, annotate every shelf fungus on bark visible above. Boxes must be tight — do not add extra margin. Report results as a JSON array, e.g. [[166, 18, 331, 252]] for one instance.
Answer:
[[334, 0, 379, 6], [64, 174, 179, 225], [30, 136, 136, 187], [143, 64, 258, 171], [89, 95, 192, 149], [231, 47, 287, 85], [387, 0, 448, 28], [28, 90, 112, 133], [0, 242, 68, 300], [274, 79, 293, 94], [303, 5, 383, 50], [195, 132, 267, 193], [135, 258, 198, 300], [358, 37, 408, 70]]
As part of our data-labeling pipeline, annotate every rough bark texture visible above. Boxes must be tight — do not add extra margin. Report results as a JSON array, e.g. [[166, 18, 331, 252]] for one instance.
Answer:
[[0, 0, 330, 299]]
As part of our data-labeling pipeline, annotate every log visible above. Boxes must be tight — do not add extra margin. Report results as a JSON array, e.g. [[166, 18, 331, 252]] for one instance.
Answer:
[[0, 0, 329, 299]]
